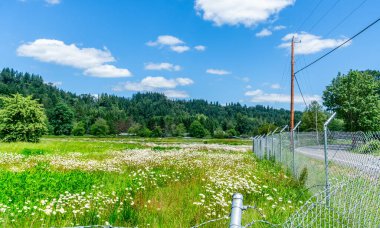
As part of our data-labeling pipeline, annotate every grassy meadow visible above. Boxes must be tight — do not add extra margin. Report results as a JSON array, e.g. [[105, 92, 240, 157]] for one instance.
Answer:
[[0, 137, 309, 227]]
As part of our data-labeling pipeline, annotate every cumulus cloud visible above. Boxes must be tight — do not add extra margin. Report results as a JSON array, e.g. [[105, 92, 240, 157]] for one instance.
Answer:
[[147, 35, 190, 53], [245, 89, 321, 103], [17, 39, 131, 77], [170, 45, 190, 53], [113, 76, 193, 98], [256, 28, 273, 37], [279, 32, 351, 55], [195, 0, 295, 27], [145, 62, 181, 71], [45, 0, 60, 4], [206, 69, 231, 75], [147, 35, 184, 47], [194, 45, 206, 51]]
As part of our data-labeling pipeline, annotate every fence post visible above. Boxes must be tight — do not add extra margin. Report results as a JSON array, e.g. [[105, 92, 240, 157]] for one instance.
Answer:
[[291, 121, 302, 175], [265, 132, 271, 159], [324, 112, 336, 206], [271, 128, 279, 160], [279, 125, 288, 163], [229, 193, 244, 228]]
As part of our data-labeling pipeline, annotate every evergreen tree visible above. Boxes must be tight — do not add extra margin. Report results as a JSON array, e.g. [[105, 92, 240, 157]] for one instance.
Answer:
[[50, 102, 74, 135], [0, 94, 47, 142]]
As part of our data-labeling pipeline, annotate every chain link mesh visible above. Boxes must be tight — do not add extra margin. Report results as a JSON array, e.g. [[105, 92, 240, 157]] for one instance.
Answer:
[[254, 131, 380, 227]]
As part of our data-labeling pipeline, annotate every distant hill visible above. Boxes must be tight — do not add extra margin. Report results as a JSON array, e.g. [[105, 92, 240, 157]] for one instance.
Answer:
[[0, 68, 301, 136]]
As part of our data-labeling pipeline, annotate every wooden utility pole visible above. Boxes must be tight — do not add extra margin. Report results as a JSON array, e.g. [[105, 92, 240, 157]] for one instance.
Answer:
[[290, 36, 295, 131]]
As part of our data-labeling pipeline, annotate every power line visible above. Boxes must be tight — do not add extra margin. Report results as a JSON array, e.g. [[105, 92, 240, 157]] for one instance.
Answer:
[[295, 76, 308, 106], [296, 0, 325, 31], [324, 0, 368, 37], [308, 0, 341, 32], [295, 16, 380, 75]]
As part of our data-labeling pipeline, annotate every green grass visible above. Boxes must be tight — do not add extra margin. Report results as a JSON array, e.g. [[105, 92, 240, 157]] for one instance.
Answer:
[[0, 137, 308, 227]]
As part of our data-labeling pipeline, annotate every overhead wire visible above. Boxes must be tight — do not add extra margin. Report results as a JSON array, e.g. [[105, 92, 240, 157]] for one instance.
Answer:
[[308, 0, 341, 32], [295, 0, 325, 32], [295, 16, 380, 75], [324, 0, 369, 37]]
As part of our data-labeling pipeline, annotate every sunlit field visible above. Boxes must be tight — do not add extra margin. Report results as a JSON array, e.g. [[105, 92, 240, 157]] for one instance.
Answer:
[[0, 137, 309, 227]]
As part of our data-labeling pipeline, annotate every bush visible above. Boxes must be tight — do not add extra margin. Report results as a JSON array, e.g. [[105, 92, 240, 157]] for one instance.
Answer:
[[90, 118, 109, 136], [189, 120, 206, 138], [72, 122, 86, 136], [151, 126, 163, 138], [356, 140, 380, 154], [0, 94, 47, 142], [138, 127, 152, 137]]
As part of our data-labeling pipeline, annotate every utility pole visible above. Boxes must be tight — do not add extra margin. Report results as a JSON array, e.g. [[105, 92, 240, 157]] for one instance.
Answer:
[[290, 37, 295, 131]]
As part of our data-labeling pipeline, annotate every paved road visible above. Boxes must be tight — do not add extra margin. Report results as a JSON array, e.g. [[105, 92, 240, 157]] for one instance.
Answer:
[[295, 145, 380, 177]]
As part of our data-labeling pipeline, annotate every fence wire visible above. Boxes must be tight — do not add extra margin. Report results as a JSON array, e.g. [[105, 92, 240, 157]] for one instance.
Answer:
[[254, 131, 380, 227]]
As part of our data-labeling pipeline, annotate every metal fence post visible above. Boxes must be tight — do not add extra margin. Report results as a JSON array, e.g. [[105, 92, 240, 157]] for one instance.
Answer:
[[324, 112, 336, 206], [229, 193, 244, 228], [271, 128, 279, 160], [279, 125, 288, 163], [265, 132, 271, 159], [291, 121, 302, 175]]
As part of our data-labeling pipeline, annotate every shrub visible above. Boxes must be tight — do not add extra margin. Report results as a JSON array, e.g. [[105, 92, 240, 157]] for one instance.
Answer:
[[90, 118, 109, 136], [72, 122, 86, 136], [49, 102, 74, 135], [0, 94, 47, 142], [189, 120, 206, 138]]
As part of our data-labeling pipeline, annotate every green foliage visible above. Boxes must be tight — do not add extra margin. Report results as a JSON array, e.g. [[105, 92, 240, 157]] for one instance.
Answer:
[[189, 120, 206, 138], [214, 127, 226, 139], [173, 123, 186, 137], [257, 122, 278, 135], [0, 94, 47, 142], [355, 140, 380, 154], [90, 118, 109, 136], [50, 102, 74, 135], [329, 118, 345, 131], [137, 127, 152, 137], [298, 167, 308, 187], [301, 101, 327, 132], [151, 126, 163, 138], [226, 128, 238, 137], [0, 68, 302, 137], [20, 148, 45, 156], [323, 70, 380, 131], [72, 122, 86, 136]]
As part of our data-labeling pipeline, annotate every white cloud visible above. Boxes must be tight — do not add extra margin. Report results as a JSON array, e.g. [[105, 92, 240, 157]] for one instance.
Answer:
[[145, 62, 181, 71], [113, 76, 193, 93], [273, 25, 286, 31], [170, 45, 190, 53], [45, 0, 60, 4], [279, 32, 351, 55], [147, 35, 190, 53], [195, 0, 295, 27], [270, 83, 281, 89], [206, 69, 231, 75], [17, 39, 131, 77], [147, 35, 184, 46], [194, 45, 206, 51], [245, 89, 321, 103], [84, 65, 131, 78], [256, 28, 273, 37], [246, 85, 252, 89], [164, 90, 189, 98]]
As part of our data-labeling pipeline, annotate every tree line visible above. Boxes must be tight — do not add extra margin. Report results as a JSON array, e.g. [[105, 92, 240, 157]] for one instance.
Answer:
[[0, 68, 378, 142], [0, 68, 300, 139]]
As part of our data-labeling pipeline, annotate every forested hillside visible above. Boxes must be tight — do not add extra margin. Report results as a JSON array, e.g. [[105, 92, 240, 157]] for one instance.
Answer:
[[0, 68, 300, 137]]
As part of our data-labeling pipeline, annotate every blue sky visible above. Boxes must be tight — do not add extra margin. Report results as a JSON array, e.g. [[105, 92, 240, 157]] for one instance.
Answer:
[[0, 0, 379, 110]]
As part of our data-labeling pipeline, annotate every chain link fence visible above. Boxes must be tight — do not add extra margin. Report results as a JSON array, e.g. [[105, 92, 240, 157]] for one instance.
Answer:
[[253, 120, 380, 226]]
